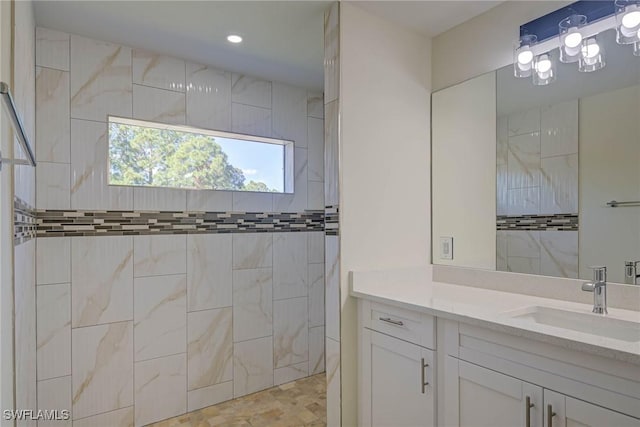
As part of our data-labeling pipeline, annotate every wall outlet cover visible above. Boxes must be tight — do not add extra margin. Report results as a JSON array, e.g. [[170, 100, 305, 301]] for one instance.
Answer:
[[440, 236, 453, 260]]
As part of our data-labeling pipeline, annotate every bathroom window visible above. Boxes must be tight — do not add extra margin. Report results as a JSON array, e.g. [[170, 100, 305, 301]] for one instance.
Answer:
[[108, 117, 292, 193]]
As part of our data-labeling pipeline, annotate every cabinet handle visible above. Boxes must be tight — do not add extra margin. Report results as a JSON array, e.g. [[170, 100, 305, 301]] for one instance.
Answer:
[[420, 357, 429, 394], [547, 404, 556, 427], [525, 396, 534, 427], [379, 317, 404, 326]]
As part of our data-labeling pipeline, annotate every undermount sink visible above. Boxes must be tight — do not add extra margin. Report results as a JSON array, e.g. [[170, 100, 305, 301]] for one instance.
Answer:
[[505, 306, 640, 343]]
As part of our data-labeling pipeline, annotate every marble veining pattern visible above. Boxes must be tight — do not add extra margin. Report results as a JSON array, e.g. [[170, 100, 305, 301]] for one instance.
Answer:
[[232, 268, 273, 342], [274, 297, 309, 369], [36, 66, 70, 163], [187, 234, 232, 311]]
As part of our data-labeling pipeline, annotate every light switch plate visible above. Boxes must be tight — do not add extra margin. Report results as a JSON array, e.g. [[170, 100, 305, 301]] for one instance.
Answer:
[[440, 236, 453, 260]]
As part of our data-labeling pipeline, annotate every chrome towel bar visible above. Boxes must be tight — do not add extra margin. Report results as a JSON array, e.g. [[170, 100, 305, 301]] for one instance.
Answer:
[[606, 200, 640, 207]]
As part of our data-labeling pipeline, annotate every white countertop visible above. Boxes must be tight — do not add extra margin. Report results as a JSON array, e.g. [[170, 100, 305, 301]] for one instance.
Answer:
[[350, 268, 640, 364]]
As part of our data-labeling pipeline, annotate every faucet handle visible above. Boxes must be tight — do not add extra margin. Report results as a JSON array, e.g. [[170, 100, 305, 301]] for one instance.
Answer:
[[625, 261, 640, 284], [589, 266, 607, 283]]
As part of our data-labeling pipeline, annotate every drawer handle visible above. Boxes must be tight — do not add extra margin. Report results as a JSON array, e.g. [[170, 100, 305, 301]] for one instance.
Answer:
[[421, 357, 429, 394], [525, 396, 534, 427], [379, 317, 404, 326]]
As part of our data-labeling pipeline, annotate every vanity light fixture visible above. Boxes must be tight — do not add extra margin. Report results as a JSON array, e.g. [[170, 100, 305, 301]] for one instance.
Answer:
[[533, 53, 556, 85], [513, 34, 537, 77], [227, 34, 243, 43], [616, 0, 640, 44], [579, 36, 606, 71], [559, 15, 587, 62]]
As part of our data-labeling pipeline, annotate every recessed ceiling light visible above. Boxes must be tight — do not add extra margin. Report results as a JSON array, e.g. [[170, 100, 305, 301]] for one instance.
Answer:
[[227, 34, 243, 44]]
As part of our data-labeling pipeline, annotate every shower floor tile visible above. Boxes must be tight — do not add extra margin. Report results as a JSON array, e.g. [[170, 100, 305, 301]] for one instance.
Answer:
[[150, 373, 326, 427]]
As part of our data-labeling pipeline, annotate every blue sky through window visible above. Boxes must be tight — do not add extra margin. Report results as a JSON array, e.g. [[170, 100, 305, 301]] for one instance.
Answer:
[[216, 137, 284, 192]]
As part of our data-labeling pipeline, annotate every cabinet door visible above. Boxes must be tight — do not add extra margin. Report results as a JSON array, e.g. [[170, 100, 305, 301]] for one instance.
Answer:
[[544, 390, 640, 427], [449, 358, 543, 427], [361, 329, 435, 427]]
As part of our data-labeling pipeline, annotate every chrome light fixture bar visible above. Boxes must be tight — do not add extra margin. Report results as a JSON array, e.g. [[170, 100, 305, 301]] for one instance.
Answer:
[[0, 81, 36, 171], [513, 0, 640, 86]]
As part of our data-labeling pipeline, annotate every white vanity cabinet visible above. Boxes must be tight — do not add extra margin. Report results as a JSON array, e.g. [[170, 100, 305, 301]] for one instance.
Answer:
[[358, 300, 437, 427], [544, 390, 640, 427]]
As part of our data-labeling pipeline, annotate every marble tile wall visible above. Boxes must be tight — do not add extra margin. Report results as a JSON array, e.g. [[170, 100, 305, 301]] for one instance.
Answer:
[[34, 26, 326, 426]]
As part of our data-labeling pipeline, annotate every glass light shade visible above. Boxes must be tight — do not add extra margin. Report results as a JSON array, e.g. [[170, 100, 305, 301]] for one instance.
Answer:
[[559, 15, 587, 63], [532, 53, 556, 85], [513, 34, 538, 78], [616, 0, 640, 44], [579, 37, 606, 72]]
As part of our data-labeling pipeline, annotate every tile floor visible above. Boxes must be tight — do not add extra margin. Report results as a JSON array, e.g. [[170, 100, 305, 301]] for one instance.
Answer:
[[150, 374, 327, 427]]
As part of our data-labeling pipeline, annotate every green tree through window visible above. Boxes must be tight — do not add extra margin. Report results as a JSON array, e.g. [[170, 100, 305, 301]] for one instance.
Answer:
[[109, 121, 278, 192]]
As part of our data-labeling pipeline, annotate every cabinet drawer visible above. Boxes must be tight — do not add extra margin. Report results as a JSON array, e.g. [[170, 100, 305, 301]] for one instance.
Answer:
[[367, 302, 435, 349]]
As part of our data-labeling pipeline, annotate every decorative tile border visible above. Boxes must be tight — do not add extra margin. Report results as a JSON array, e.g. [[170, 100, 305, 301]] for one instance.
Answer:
[[325, 205, 339, 236], [497, 214, 578, 231], [36, 209, 325, 237], [14, 197, 37, 245]]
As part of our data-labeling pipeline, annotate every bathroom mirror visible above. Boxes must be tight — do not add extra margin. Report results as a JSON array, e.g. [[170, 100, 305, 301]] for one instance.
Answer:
[[432, 29, 640, 284]]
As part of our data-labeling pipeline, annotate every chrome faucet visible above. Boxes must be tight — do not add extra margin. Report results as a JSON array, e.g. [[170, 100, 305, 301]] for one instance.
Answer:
[[625, 261, 640, 285], [582, 266, 608, 315]]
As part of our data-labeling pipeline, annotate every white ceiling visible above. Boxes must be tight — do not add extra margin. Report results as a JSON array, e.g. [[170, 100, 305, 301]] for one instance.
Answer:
[[33, 1, 503, 91]]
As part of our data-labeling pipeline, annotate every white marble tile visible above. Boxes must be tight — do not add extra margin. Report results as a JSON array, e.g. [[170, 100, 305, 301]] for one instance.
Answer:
[[273, 148, 307, 212], [187, 234, 232, 311], [134, 353, 186, 427], [187, 381, 233, 412], [308, 326, 325, 375], [508, 132, 541, 189], [308, 263, 325, 328], [133, 186, 186, 211], [497, 164, 509, 216], [507, 187, 540, 216], [72, 407, 133, 427], [508, 107, 540, 137], [308, 232, 325, 264], [496, 231, 508, 272], [541, 100, 578, 158], [324, 3, 339, 105], [132, 49, 185, 92], [273, 297, 308, 369], [231, 103, 272, 138], [187, 307, 233, 391], [36, 27, 69, 71], [233, 336, 273, 397], [507, 256, 541, 275], [231, 74, 271, 109], [134, 274, 187, 361], [540, 154, 578, 215], [36, 162, 70, 210], [133, 234, 186, 277], [36, 237, 70, 285], [232, 191, 273, 212], [274, 362, 308, 386], [72, 321, 133, 420], [70, 35, 132, 121], [232, 234, 272, 270], [540, 231, 579, 279], [232, 268, 273, 342], [273, 233, 308, 300], [186, 62, 231, 131], [325, 336, 341, 426], [307, 117, 324, 182], [37, 283, 71, 380], [70, 119, 133, 210], [307, 92, 324, 119], [132, 84, 186, 125], [507, 231, 540, 258], [324, 100, 339, 206], [186, 189, 232, 212], [325, 236, 340, 341], [497, 115, 508, 166], [272, 82, 307, 148], [307, 181, 324, 211], [36, 67, 70, 163], [37, 376, 71, 427], [71, 236, 133, 327]]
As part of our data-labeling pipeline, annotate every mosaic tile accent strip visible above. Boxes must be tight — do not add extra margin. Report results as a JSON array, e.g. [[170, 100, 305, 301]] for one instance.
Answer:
[[36, 209, 325, 237], [497, 214, 578, 231], [325, 205, 339, 236], [14, 197, 37, 245]]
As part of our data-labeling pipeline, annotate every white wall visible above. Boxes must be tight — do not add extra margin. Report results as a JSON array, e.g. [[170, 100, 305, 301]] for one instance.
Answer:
[[339, 2, 431, 424], [432, 72, 496, 269], [432, 1, 572, 90], [579, 84, 640, 283]]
